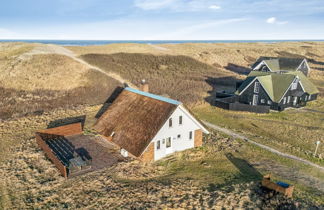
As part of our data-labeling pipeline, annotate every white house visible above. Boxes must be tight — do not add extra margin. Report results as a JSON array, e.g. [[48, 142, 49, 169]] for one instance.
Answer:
[[94, 85, 209, 161]]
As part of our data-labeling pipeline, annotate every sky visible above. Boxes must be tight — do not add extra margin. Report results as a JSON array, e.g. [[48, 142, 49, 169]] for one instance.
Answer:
[[0, 0, 324, 40]]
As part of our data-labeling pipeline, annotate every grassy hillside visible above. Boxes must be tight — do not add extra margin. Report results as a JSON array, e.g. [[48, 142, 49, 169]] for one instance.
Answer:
[[0, 43, 121, 120], [0, 42, 323, 208], [81, 53, 233, 104]]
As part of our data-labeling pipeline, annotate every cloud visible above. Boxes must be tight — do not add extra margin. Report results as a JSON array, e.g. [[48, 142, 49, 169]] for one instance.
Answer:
[[134, 0, 222, 11], [134, 0, 176, 10], [0, 28, 19, 39], [151, 18, 248, 39], [266, 17, 288, 25], [209, 5, 221, 10], [266, 17, 276, 24]]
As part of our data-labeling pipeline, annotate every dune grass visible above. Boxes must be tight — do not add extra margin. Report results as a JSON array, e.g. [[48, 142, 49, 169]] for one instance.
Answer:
[[193, 99, 324, 166], [80, 53, 234, 104]]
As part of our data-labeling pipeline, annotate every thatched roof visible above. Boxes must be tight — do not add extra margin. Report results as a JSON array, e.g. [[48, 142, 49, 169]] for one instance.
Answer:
[[93, 87, 180, 157]]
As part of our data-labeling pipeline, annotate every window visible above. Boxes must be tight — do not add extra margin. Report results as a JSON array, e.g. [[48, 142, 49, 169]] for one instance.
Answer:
[[254, 81, 260, 93], [291, 78, 298, 90], [166, 137, 171, 148], [156, 140, 161, 150], [287, 96, 291, 103], [283, 97, 286, 104], [267, 100, 272, 105], [120, 149, 128, 157], [189, 131, 193, 140], [308, 95, 312, 100], [260, 99, 265, 104], [179, 116, 183, 125], [169, 118, 172, 127], [293, 97, 298, 105], [177, 134, 181, 139], [162, 139, 165, 144], [261, 65, 268, 72], [252, 94, 258, 106]]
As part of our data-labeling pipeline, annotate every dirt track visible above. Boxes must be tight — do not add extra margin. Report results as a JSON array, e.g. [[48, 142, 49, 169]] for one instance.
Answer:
[[20, 44, 136, 88], [203, 120, 324, 192]]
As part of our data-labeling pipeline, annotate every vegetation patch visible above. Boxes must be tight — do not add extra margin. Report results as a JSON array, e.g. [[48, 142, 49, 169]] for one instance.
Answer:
[[81, 53, 232, 104]]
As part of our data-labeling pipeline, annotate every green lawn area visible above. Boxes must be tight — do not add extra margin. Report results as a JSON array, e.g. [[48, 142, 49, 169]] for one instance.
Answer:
[[193, 98, 324, 167], [131, 136, 324, 205]]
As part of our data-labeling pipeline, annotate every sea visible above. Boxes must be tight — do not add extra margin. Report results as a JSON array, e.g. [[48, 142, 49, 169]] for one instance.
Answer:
[[0, 40, 323, 46]]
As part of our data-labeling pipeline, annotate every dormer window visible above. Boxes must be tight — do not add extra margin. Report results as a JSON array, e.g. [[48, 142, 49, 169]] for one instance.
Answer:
[[261, 65, 268, 72], [254, 81, 260, 93], [291, 78, 298, 90]]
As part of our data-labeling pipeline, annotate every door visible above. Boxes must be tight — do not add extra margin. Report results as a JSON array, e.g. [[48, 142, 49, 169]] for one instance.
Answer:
[[166, 137, 172, 154]]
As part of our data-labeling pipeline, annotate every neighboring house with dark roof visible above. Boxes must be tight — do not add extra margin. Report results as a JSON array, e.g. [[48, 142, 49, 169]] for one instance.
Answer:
[[251, 57, 310, 76], [94, 86, 209, 162], [236, 71, 319, 111]]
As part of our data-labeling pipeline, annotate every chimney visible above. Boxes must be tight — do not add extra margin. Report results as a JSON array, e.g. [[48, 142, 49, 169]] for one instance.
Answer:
[[139, 79, 149, 92]]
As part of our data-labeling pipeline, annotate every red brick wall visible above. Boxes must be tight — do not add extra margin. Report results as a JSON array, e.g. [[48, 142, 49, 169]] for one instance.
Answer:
[[140, 142, 154, 162], [194, 129, 203, 147]]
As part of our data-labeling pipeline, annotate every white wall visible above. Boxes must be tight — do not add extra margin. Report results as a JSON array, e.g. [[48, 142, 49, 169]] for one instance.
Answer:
[[150, 105, 201, 161]]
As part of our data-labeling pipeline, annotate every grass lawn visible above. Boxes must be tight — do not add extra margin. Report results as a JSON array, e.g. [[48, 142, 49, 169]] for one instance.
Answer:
[[116, 134, 324, 205], [193, 99, 324, 167]]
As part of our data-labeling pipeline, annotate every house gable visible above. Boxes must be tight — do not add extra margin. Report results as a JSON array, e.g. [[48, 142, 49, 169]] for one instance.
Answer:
[[237, 77, 272, 101], [238, 78, 272, 106], [146, 105, 208, 161], [253, 61, 273, 72], [296, 59, 310, 76]]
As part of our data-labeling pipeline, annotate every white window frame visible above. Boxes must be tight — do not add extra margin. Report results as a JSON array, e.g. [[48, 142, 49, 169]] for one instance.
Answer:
[[260, 99, 265, 104], [254, 82, 260, 93], [156, 140, 161, 150], [120, 149, 128, 157], [267, 100, 272, 105], [287, 96, 291, 103], [308, 95, 311, 100], [283, 97, 287, 104], [291, 78, 298, 90], [166, 137, 171, 148], [252, 94, 258, 106], [293, 97, 298, 105]]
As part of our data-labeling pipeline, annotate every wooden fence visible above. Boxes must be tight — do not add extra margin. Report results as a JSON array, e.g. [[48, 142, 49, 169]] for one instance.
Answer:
[[215, 99, 270, 114], [35, 123, 83, 178], [36, 133, 68, 178]]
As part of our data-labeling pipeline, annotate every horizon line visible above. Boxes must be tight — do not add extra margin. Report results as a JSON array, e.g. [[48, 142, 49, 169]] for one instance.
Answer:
[[1, 39, 324, 41]]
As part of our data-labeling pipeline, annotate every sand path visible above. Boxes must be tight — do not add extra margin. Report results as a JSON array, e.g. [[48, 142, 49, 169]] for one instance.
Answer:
[[19, 44, 136, 88], [203, 120, 324, 192], [147, 43, 169, 51], [203, 120, 324, 171]]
